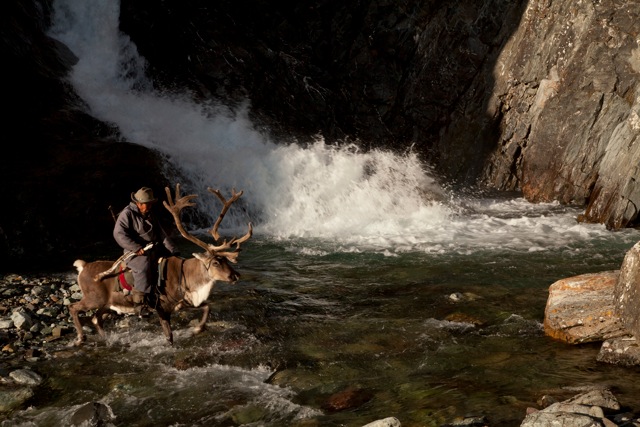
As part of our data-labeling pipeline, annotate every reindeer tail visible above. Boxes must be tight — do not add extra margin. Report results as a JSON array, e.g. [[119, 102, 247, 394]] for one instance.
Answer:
[[73, 259, 86, 273]]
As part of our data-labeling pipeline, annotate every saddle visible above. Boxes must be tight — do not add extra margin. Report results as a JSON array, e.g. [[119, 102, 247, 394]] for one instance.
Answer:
[[116, 257, 169, 294]]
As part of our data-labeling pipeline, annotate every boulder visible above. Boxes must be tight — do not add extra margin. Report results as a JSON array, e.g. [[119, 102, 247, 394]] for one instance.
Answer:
[[521, 388, 620, 427], [597, 336, 640, 366], [544, 271, 628, 344], [614, 241, 640, 337]]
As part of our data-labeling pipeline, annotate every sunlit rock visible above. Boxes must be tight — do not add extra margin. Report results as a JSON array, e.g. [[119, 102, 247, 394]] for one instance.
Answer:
[[543, 271, 627, 344], [614, 241, 640, 337], [361, 417, 401, 427], [521, 388, 620, 427], [597, 336, 640, 366], [563, 389, 620, 411]]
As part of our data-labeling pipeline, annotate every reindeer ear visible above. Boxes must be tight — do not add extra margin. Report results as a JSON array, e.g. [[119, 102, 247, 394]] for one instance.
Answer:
[[193, 252, 209, 262]]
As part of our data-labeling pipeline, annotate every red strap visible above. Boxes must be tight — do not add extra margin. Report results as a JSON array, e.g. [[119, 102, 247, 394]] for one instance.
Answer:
[[118, 265, 133, 291]]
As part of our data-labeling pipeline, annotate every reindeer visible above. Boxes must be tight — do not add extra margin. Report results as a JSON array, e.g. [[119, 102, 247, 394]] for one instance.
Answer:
[[70, 184, 252, 346]]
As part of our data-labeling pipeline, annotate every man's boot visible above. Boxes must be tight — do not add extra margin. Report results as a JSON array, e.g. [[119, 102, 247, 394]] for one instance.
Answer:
[[130, 290, 150, 317]]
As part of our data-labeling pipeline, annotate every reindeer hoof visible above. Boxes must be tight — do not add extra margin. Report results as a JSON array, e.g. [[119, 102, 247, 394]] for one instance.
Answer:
[[73, 336, 86, 346]]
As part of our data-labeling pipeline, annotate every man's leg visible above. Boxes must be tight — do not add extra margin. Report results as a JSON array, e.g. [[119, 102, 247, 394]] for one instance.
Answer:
[[129, 258, 153, 315]]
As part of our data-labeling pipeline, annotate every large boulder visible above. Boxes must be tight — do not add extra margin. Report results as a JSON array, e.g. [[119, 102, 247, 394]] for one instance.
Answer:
[[614, 241, 640, 337], [543, 271, 627, 344]]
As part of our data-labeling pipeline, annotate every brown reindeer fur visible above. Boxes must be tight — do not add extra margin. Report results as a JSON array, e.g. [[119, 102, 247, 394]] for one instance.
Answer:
[[70, 254, 239, 346]]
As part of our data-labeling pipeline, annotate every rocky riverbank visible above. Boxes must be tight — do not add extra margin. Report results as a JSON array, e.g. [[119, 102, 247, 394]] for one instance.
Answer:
[[0, 272, 81, 414]]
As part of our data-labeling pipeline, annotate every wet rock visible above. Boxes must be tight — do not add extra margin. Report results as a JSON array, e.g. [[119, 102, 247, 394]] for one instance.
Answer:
[[361, 417, 401, 427], [321, 385, 374, 412], [543, 271, 627, 344], [9, 368, 43, 386], [564, 389, 620, 411], [597, 336, 640, 366], [521, 388, 621, 427], [0, 387, 34, 412], [229, 404, 269, 425], [444, 416, 489, 427], [11, 307, 35, 331], [69, 401, 115, 426], [521, 410, 604, 427]]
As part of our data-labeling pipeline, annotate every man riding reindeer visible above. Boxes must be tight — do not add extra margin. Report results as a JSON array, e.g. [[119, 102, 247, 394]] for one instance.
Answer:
[[113, 187, 179, 313]]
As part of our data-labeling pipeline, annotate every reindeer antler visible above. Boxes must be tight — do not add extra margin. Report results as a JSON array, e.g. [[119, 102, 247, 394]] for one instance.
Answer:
[[207, 187, 244, 241], [164, 184, 210, 252], [164, 184, 253, 261]]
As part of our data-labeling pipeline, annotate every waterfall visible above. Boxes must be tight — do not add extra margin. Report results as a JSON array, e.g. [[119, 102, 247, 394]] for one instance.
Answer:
[[47, 0, 450, 241], [47, 0, 617, 254]]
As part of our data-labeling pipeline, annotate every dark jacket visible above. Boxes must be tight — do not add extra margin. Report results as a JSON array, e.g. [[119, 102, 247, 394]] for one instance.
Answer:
[[113, 202, 177, 255]]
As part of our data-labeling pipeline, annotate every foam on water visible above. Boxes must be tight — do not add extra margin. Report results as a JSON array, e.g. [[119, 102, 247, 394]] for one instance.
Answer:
[[47, 0, 635, 256]]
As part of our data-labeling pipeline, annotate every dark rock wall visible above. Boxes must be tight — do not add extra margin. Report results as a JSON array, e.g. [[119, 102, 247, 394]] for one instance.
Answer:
[[476, 0, 640, 228], [118, 0, 528, 159], [2, 0, 640, 266], [1, 0, 174, 270]]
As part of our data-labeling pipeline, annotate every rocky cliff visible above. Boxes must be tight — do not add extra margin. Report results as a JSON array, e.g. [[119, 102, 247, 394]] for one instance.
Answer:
[[2, 0, 639, 266], [477, 0, 640, 229]]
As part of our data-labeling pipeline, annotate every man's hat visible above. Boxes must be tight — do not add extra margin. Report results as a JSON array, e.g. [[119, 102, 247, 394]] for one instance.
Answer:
[[131, 187, 157, 204]]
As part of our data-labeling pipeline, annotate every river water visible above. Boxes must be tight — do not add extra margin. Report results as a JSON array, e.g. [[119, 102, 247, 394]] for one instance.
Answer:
[[4, 211, 640, 427], [13, 0, 640, 426]]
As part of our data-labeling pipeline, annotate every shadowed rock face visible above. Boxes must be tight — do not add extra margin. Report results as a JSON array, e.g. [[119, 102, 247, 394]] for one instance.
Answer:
[[475, 0, 640, 229], [2, 0, 640, 265]]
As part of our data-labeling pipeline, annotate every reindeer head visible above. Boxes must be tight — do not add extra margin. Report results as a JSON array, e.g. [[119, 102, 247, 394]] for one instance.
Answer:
[[193, 252, 241, 283]]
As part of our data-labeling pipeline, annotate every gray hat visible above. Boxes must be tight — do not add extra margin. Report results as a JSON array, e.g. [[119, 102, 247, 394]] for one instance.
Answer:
[[131, 187, 157, 204]]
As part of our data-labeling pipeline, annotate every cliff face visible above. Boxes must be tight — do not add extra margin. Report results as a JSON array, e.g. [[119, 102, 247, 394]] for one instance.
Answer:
[[1, 0, 640, 265], [475, 0, 640, 229]]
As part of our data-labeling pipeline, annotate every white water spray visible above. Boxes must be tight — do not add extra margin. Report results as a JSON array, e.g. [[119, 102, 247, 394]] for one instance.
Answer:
[[48, 0, 628, 253]]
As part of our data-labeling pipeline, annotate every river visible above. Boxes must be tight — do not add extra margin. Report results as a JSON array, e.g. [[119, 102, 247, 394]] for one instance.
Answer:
[[3, 213, 640, 426], [13, 0, 640, 426]]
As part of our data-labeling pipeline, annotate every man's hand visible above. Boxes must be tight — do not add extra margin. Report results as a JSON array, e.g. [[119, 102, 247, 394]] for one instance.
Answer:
[[135, 243, 155, 256]]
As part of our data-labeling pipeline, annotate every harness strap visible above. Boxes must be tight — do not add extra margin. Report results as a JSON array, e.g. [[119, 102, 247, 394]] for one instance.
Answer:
[[161, 258, 187, 307], [118, 265, 133, 291]]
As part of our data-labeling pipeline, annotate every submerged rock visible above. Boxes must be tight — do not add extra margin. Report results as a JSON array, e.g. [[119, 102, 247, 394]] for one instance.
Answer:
[[69, 401, 115, 427], [0, 387, 33, 413], [321, 385, 374, 412]]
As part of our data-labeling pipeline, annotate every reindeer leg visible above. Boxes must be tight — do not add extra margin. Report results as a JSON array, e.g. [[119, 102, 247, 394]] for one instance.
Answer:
[[68, 302, 87, 346], [91, 306, 110, 338], [155, 307, 173, 345], [193, 303, 210, 335]]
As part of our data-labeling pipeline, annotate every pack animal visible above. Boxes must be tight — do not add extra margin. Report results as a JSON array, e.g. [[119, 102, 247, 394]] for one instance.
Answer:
[[70, 184, 252, 346]]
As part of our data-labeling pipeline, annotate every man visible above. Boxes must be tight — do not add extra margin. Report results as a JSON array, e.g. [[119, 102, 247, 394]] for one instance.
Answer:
[[113, 187, 178, 310]]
